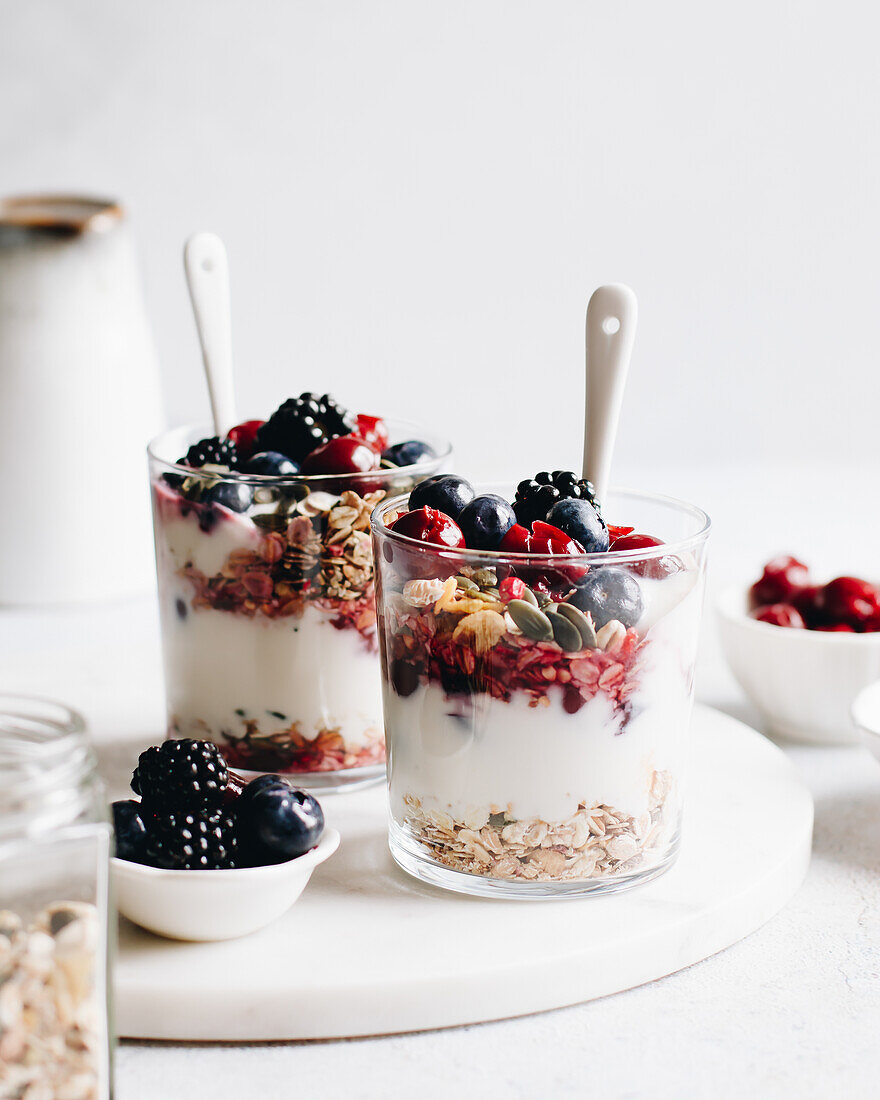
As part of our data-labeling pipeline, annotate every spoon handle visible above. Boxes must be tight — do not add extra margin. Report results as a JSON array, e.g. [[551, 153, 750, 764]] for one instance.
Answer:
[[582, 284, 638, 505], [184, 233, 237, 438]]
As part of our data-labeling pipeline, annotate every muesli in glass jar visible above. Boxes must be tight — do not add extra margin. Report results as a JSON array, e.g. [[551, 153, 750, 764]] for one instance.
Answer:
[[372, 474, 710, 897], [0, 695, 113, 1098], [149, 395, 450, 790]]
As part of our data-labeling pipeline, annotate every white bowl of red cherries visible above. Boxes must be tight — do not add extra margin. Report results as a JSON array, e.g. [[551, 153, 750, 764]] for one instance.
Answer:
[[111, 740, 339, 941], [717, 556, 880, 746]]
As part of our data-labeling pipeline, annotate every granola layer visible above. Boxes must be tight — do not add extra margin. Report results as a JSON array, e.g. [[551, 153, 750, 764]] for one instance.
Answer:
[[221, 723, 385, 774], [402, 771, 673, 882], [383, 572, 645, 715], [156, 483, 385, 642]]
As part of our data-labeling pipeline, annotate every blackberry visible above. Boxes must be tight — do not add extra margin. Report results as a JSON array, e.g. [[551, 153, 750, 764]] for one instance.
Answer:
[[255, 392, 355, 463], [143, 807, 239, 870], [131, 739, 228, 810], [513, 470, 601, 528], [178, 436, 240, 470]]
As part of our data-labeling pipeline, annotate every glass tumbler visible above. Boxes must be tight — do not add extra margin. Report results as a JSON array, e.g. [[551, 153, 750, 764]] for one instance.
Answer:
[[372, 488, 710, 898], [0, 695, 114, 1098], [149, 421, 451, 791]]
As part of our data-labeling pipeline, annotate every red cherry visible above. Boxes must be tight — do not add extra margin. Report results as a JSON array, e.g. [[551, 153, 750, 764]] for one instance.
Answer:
[[500, 521, 585, 558], [301, 434, 381, 475], [607, 525, 635, 542], [222, 770, 247, 805], [389, 507, 466, 549], [499, 523, 531, 554], [611, 532, 678, 579], [749, 555, 810, 610], [791, 585, 825, 628], [818, 576, 880, 628], [530, 521, 586, 558], [500, 521, 586, 585], [815, 623, 857, 632], [611, 533, 664, 552], [227, 419, 264, 460], [750, 603, 806, 628], [354, 414, 390, 452]]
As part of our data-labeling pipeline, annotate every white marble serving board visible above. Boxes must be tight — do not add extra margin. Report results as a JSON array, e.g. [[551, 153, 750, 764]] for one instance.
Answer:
[[115, 705, 813, 1040]]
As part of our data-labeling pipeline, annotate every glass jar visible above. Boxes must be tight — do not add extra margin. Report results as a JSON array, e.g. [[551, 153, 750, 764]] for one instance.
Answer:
[[0, 695, 113, 1097], [148, 421, 451, 790], [372, 487, 710, 898]]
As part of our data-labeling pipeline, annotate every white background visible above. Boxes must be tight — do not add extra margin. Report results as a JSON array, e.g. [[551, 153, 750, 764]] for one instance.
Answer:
[[3, 0, 876, 486]]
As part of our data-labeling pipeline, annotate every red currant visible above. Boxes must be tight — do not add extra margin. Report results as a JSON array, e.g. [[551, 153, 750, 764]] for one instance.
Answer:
[[300, 434, 381, 475]]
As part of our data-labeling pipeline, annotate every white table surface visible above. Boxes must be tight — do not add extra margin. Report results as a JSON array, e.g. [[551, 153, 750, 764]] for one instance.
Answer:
[[2, 463, 879, 1099]]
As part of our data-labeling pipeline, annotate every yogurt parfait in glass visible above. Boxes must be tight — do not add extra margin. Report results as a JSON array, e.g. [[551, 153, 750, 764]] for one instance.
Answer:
[[371, 472, 710, 895], [149, 393, 450, 791]]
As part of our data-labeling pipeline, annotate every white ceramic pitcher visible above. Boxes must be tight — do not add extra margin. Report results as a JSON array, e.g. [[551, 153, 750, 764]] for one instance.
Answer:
[[0, 195, 165, 604]]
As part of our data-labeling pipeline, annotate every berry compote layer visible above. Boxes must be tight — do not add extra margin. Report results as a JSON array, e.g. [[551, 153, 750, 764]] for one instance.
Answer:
[[372, 478, 709, 895], [149, 396, 449, 789]]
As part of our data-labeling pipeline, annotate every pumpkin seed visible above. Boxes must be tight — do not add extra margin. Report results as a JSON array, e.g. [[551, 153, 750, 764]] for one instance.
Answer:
[[455, 576, 479, 592], [507, 600, 554, 641], [546, 610, 583, 653], [470, 589, 501, 603], [472, 568, 498, 587], [555, 602, 598, 649], [519, 586, 539, 607]]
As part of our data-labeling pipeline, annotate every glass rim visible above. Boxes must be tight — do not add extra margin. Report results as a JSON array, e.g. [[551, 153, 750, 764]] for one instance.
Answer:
[[0, 693, 93, 801], [371, 485, 711, 567], [147, 418, 453, 487]]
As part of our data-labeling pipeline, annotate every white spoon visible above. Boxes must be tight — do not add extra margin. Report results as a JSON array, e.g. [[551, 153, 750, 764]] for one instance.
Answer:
[[582, 284, 638, 505], [184, 233, 237, 438]]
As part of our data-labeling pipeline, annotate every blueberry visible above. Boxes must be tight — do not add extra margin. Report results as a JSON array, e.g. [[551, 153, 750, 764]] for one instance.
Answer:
[[112, 800, 149, 863], [244, 451, 300, 476], [408, 474, 475, 519], [238, 773, 291, 803], [546, 498, 609, 553], [382, 440, 436, 467], [458, 494, 516, 550], [206, 480, 253, 512], [570, 567, 644, 628], [236, 785, 324, 864]]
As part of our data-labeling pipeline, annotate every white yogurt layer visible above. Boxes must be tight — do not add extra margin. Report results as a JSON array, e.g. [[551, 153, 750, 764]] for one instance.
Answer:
[[153, 496, 263, 579], [163, 598, 382, 747], [386, 571, 703, 823]]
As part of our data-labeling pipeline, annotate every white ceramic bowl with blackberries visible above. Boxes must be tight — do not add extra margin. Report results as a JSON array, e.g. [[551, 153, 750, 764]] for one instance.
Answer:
[[111, 739, 339, 941], [717, 556, 880, 746]]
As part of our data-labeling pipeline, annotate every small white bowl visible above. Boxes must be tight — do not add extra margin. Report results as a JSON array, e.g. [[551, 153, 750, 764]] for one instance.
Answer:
[[717, 586, 880, 746], [112, 828, 340, 941], [851, 681, 880, 764]]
